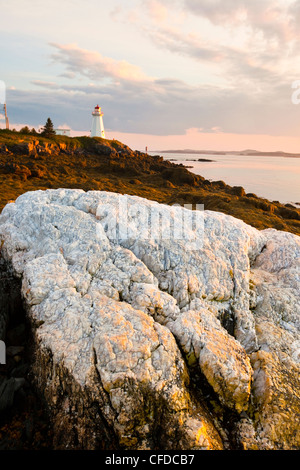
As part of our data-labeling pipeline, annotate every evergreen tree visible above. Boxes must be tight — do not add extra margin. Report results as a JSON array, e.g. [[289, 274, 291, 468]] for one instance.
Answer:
[[41, 118, 56, 138], [19, 126, 30, 134]]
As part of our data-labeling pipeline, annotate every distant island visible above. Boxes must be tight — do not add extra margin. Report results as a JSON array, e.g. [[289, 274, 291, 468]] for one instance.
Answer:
[[158, 149, 300, 158], [168, 157, 216, 162]]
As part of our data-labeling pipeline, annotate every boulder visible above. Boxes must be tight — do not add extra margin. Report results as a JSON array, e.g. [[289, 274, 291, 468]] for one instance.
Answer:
[[0, 144, 11, 155], [94, 143, 118, 157], [231, 186, 246, 197], [8, 141, 38, 156], [4, 163, 32, 179], [161, 168, 199, 186], [0, 189, 299, 450]]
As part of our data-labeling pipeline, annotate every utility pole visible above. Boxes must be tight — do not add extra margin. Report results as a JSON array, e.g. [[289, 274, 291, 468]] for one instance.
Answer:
[[3, 104, 9, 129]]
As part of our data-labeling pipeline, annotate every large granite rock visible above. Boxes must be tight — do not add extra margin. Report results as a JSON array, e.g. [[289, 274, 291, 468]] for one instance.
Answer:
[[0, 189, 299, 450]]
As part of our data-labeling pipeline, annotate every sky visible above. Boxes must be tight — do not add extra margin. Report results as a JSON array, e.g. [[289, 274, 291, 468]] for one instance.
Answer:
[[1, 0, 300, 152]]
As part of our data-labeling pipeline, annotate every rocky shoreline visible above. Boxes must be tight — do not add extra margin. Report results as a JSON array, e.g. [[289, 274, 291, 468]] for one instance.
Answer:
[[0, 130, 300, 237], [0, 189, 299, 450], [0, 131, 299, 450]]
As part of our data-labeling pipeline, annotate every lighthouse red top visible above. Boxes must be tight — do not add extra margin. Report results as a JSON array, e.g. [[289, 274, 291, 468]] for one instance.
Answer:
[[95, 105, 100, 109]]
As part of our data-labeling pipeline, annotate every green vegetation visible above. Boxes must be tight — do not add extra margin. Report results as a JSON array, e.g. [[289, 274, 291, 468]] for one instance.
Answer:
[[40, 118, 56, 138], [0, 128, 123, 150]]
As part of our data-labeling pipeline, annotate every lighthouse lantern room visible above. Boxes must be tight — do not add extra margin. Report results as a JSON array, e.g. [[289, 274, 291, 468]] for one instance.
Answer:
[[91, 105, 105, 138]]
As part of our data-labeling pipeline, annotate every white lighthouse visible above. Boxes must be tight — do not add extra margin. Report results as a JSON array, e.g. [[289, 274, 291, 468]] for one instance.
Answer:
[[91, 104, 105, 138]]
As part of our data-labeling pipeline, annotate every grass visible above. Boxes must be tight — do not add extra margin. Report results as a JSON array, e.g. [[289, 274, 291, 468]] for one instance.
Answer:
[[0, 129, 124, 150]]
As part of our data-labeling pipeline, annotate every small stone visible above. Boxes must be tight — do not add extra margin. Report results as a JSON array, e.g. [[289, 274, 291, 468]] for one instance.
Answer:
[[13, 355, 22, 364]]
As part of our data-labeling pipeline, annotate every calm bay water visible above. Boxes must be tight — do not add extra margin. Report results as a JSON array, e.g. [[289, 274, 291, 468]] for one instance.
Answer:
[[154, 152, 300, 205]]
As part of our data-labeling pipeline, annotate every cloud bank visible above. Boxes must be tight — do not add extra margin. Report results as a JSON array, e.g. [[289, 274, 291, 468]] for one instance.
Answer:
[[2, 0, 300, 149]]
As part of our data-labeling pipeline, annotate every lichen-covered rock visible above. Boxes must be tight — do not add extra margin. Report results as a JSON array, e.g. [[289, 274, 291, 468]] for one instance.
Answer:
[[244, 229, 300, 449], [168, 308, 252, 413], [0, 189, 299, 450]]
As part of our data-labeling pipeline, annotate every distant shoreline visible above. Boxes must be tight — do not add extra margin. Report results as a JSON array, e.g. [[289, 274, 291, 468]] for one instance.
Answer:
[[155, 149, 300, 158], [168, 157, 216, 162]]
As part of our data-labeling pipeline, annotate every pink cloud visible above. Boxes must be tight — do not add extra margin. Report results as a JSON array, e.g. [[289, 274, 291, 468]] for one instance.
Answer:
[[145, 0, 168, 22], [50, 43, 153, 83]]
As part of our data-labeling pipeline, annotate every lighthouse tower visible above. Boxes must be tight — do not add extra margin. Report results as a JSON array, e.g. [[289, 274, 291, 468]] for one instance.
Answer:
[[91, 105, 105, 138]]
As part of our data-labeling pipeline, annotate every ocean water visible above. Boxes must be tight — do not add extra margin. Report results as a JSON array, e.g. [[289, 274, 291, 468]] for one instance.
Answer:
[[155, 152, 300, 206]]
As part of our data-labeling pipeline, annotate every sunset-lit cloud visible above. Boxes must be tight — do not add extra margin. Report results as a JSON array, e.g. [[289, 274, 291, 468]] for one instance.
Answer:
[[145, 0, 169, 23], [184, 0, 296, 40], [1, 0, 300, 151], [50, 43, 153, 83]]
